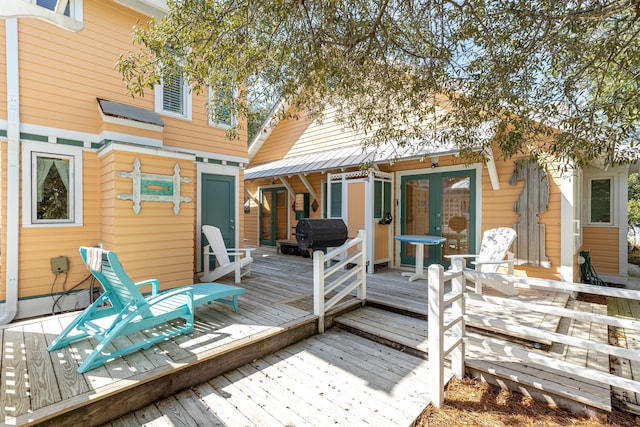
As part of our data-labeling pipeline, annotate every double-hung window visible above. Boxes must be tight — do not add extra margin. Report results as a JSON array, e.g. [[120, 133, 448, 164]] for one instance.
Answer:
[[209, 86, 237, 129], [22, 141, 83, 226], [588, 177, 613, 225], [155, 73, 192, 120]]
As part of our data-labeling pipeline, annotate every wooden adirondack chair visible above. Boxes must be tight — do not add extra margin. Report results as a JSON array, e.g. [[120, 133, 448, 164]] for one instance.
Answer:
[[447, 227, 517, 295], [47, 247, 245, 373], [201, 225, 254, 283]]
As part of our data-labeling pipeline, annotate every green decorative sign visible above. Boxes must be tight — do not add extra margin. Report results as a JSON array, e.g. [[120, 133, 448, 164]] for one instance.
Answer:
[[117, 158, 192, 214]]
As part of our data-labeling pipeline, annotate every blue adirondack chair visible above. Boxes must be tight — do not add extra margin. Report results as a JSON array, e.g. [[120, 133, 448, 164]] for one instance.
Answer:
[[47, 247, 246, 373]]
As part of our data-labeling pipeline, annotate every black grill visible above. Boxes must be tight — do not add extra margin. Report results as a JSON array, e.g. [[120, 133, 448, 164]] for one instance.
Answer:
[[295, 219, 348, 251]]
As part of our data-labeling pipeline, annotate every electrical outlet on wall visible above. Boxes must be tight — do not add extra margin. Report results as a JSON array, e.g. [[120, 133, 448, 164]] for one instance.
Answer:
[[50, 256, 69, 274]]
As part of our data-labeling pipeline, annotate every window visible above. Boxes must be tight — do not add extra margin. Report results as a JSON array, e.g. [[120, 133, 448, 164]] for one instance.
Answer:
[[209, 86, 237, 129], [373, 180, 392, 219], [32, 0, 83, 21], [588, 177, 613, 225], [22, 142, 83, 226], [155, 73, 192, 120]]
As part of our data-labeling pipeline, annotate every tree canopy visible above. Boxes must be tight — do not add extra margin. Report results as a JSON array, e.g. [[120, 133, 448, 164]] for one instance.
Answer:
[[118, 0, 640, 167]]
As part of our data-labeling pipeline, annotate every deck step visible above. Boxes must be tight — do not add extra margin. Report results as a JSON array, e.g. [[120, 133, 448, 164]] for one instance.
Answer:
[[334, 305, 611, 414]]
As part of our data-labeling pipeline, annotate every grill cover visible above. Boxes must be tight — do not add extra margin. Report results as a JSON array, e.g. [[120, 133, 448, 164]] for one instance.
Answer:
[[295, 219, 348, 250]]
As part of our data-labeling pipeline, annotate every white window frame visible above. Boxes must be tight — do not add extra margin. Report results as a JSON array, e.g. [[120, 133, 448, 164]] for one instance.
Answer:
[[208, 86, 238, 129], [22, 141, 83, 227], [155, 74, 192, 120], [30, 0, 83, 22], [587, 176, 614, 226]]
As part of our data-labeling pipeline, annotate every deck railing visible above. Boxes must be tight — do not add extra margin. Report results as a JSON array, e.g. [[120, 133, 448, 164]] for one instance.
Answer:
[[313, 229, 367, 333], [429, 262, 640, 408], [428, 258, 466, 407]]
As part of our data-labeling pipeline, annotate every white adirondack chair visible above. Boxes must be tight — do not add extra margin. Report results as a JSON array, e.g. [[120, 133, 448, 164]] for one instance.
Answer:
[[448, 227, 517, 295], [201, 225, 254, 283]]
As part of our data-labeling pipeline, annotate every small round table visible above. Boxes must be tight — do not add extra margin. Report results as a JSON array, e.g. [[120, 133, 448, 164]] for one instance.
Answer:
[[394, 235, 447, 281]]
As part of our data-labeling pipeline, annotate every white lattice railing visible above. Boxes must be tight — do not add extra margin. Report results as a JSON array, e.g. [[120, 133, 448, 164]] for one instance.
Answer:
[[313, 230, 367, 333]]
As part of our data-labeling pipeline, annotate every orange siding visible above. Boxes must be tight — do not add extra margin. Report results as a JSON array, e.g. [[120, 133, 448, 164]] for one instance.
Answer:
[[582, 226, 620, 275], [1, 2, 248, 310], [18, 3, 152, 134], [18, 152, 102, 299], [100, 150, 197, 291]]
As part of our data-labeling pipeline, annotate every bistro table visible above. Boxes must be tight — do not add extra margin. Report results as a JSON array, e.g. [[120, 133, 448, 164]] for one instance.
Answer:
[[394, 234, 447, 281]]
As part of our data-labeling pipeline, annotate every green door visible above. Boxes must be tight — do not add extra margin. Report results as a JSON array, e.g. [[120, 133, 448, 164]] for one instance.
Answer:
[[260, 187, 289, 246], [400, 170, 475, 268], [201, 174, 235, 269]]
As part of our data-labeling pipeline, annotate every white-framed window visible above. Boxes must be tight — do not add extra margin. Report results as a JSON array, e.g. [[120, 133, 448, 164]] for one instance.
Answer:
[[32, 0, 83, 21], [588, 176, 613, 226], [22, 141, 83, 227], [208, 86, 237, 129], [155, 73, 192, 120]]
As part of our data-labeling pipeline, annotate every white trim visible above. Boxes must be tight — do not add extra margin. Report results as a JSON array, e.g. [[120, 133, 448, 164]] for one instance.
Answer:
[[394, 163, 482, 268], [484, 147, 500, 190], [248, 98, 288, 161], [169, 146, 248, 165], [154, 77, 192, 121], [15, 121, 97, 145], [2, 0, 83, 31], [196, 162, 240, 272], [98, 107, 164, 133], [618, 169, 629, 280], [2, 18, 20, 324], [560, 167, 575, 282], [98, 130, 163, 148], [5, 122, 248, 163], [21, 140, 83, 228], [587, 176, 615, 226], [298, 174, 317, 199], [97, 142, 195, 160], [112, 0, 168, 17]]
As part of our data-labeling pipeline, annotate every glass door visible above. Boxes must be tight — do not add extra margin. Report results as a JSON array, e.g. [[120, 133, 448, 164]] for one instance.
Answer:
[[260, 188, 289, 246], [400, 170, 475, 268]]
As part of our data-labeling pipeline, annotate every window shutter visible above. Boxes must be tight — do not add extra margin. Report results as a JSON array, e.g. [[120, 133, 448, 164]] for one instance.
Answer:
[[163, 75, 184, 114]]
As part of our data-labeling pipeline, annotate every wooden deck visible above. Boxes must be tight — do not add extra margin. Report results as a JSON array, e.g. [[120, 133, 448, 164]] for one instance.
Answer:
[[0, 247, 614, 425]]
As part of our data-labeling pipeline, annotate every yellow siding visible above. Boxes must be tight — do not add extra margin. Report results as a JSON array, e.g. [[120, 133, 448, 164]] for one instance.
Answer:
[[16, 151, 101, 299], [16, 2, 244, 161], [100, 150, 197, 290], [18, 2, 152, 134], [582, 227, 620, 275], [0, 1, 249, 309]]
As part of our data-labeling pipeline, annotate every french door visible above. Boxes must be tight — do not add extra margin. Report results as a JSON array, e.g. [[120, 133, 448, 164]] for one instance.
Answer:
[[260, 187, 289, 246], [400, 170, 476, 268]]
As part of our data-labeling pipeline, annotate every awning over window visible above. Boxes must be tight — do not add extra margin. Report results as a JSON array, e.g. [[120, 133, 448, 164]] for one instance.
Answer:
[[245, 125, 493, 180], [98, 98, 165, 127]]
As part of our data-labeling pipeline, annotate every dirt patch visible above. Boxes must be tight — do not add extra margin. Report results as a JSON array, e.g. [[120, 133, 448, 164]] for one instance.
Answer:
[[411, 377, 640, 427], [576, 292, 608, 305]]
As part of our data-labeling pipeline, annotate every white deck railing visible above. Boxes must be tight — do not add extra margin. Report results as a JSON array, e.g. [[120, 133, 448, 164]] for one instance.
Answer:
[[428, 258, 466, 407], [429, 262, 640, 408], [313, 230, 367, 333]]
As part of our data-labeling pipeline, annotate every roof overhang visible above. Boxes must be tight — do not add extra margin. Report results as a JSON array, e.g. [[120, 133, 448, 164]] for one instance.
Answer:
[[112, 0, 167, 18], [245, 124, 497, 183]]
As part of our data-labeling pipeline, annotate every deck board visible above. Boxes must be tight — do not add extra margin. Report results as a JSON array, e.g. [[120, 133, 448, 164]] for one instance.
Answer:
[[0, 246, 623, 425]]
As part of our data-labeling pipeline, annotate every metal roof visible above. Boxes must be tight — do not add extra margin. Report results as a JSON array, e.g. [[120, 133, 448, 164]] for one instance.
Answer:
[[245, 125, 492, 180], [98, 98, 165, 127]]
